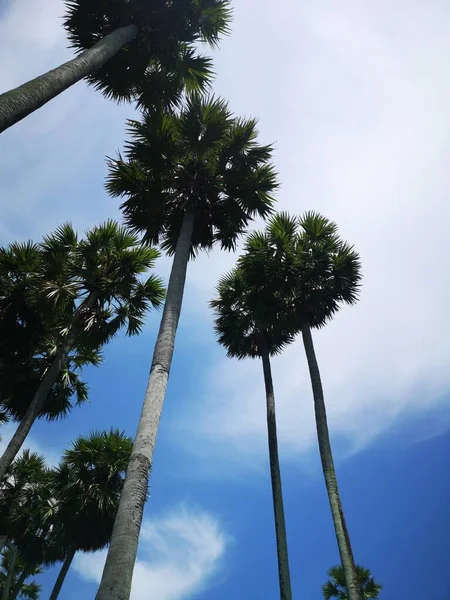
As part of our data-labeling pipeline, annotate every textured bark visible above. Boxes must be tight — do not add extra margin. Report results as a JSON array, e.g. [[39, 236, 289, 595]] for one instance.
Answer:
[[96, 211, 195, 600], [302, 323, 362, 600], [0, 24, 138, 133], [2, 542, 18, 600], [261, 339, 292, 600], [0, 293, 97, 479], [49, 548, 76, 600]]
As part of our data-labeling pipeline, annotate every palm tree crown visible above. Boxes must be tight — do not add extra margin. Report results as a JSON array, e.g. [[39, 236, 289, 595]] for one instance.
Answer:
[[39, 220, 165, 341], [64, 0, 231, 102], [0, 221, 164, 424], [241, 211, 362, 329], [0, 451, 48, 532], [292, 212, 361, 328], [107, 94, 278, 253], [52, 429, 133, 552], [211, 265, 295, 359], [323, 565, 383, 600]]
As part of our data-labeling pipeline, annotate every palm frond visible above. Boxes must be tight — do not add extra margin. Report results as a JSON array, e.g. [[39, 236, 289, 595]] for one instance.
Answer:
[[63, 0, 230, 102], [109, 95, 278, 257]]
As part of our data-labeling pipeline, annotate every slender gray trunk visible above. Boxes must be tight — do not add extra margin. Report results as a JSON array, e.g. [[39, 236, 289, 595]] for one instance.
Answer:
[[301, 323, 362, 600], [49, 548, 76, 600], [260, 338, 292, 600], [96, 211, 195, 600], [0, 24, 138, 133], [0, 537, 6, 553], [0, 293, 97, 479], [2, 543, 18, 600]]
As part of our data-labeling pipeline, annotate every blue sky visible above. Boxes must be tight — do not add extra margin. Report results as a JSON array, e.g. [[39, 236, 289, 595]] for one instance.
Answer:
[[2, 0, 450, 598]]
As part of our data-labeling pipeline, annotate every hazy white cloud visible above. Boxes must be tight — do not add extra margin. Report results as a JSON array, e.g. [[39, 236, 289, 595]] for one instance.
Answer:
[[173, 0, 450, 464], [74, 505, 229, 600]]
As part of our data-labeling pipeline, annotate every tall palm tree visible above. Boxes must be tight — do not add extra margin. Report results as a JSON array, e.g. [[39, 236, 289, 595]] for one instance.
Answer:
[[47, 430, 133, 600], [0, 222, 164, 479], [0, 0, 230, 133], [294, 212, 362, 600], [211, 266, 295, 600], [0, 235, 93, 463], [98, 94, 278, 599], [323, 565, 382, 600], [248, 212, 363, 600]]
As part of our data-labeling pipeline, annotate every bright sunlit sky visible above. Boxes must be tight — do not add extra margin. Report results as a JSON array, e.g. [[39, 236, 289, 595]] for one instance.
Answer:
[[1, 0, 450, 598]]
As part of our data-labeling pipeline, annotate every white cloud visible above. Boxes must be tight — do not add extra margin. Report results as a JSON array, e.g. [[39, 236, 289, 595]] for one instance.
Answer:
[[74, 505, 229, 600], [172, 0, 450, 465]]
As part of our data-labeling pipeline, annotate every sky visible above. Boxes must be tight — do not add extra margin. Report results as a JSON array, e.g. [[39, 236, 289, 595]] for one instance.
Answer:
[[1, 0, 450, 598]]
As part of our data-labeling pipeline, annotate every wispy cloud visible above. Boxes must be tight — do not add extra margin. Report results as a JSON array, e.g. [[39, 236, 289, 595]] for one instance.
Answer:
[[74, 505, 230, 600]]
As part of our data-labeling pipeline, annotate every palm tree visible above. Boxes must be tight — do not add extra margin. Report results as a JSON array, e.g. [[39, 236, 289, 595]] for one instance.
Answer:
[[0, 451, 48, 552], [248, 212, 362, 600], [0, 0, 230, 133], [294, 212, 362, 600], [323, 565, 382, 599], [0, 222, 164, 479], [0, 544, 19, 600], [211, 265, 295, 600], [0, 236, 93, 465], [97, 94, 278, 599], [4, 461, 65, 599], [0, 450, 52, 599], [0, 548, 41, 600], [230, 212, 363, 598], [46, 430, 133, 600]]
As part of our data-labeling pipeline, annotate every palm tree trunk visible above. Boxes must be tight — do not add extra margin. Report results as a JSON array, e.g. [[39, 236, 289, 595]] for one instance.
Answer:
[[2, 542, 18, 600], [0, 293, 97, 479], [49, 548, 76, 600], [260, 337, 293, 600], [96, 210, 195, 600], [0, 24, 138, 134], [301, 323, 362, 600]]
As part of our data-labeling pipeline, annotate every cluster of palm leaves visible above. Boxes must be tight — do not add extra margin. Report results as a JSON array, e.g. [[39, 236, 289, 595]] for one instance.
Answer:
[[0, 431, 132, 599], [0, 0, 383, 599]]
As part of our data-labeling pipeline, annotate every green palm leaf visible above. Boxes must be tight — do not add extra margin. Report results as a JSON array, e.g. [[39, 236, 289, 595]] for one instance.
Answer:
[[64, 0, 231, 103], [108, 95, 277, 256]]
